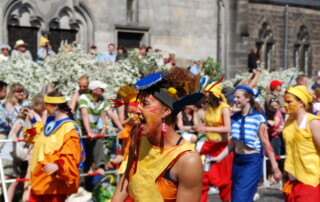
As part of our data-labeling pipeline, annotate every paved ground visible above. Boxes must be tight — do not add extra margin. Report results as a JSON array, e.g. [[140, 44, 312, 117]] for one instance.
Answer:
[[209, 187, 284, 202]]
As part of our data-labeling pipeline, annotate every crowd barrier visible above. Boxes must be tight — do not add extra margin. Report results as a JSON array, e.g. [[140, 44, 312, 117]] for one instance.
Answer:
[[262, 155, 286, 189], [0, 134, 120, 202], [0, 130, 285, 201]]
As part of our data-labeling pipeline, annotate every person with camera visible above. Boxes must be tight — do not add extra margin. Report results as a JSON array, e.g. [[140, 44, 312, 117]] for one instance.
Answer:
[[36, 36, 55, 62]]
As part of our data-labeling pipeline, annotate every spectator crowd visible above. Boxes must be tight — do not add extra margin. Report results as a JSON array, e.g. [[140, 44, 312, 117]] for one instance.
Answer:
[[0, 40, 319, 202]]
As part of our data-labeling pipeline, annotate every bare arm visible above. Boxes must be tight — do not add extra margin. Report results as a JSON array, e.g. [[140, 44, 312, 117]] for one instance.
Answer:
[[112, 174, 129, 202], [100, 111, 108, 135], [258, 123, 282, 180], [117, 105, 125, 125], [106, 109, 124, 131], [117, 105, 132, 126], [209, 138, 235, 163], [192, 109, 199, 126], [248, 69, 261, 89], [69, 92, 79, 112], [310, 119, 320, 151], [197, 109, 205, 123], [268, 116, 280, 127], [11, 123, 23, 142], [195, 107, 231, 134], [175, 152, 203, 202], [5, 103, 14, 115]]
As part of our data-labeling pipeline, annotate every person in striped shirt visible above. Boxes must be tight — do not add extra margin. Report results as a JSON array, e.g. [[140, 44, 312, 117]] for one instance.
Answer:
[[76, 80, 123, 177], [209, 85, 282, 202]]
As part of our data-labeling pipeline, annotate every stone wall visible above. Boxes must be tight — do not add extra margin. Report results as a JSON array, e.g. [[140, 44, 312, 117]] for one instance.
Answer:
[[1, 0, 320, 77], [0, 0, 219, 67], [248, 2, 320, 76]]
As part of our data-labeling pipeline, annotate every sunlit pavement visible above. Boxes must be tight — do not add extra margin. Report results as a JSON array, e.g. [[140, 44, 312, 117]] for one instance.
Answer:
[[209, 187, 284, 202]]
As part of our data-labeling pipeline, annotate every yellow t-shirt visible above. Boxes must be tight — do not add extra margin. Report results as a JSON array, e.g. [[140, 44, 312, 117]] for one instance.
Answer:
[[283, 113, 320, 187], [128, 136, 194, 201], [205, 102, 230, 141]]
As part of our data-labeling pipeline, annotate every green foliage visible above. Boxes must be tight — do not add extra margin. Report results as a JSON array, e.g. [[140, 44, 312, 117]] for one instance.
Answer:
[[201, 57, 223, 79]]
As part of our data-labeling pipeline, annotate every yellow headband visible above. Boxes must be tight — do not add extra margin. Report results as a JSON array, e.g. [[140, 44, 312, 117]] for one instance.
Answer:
[[44, 95, 67, 104], [287, 86, 312, 106]]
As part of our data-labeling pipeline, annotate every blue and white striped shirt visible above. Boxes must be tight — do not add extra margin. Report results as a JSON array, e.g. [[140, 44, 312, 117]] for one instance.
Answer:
[[230, 110, 265, 151]]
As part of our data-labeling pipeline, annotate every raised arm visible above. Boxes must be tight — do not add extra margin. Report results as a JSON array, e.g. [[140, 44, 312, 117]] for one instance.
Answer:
[[69, 92, 79, 112], [248, 69, 261, 89]]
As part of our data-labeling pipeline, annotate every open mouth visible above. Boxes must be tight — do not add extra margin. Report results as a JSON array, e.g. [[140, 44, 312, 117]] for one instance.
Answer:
[[139, 119, 146, 129]]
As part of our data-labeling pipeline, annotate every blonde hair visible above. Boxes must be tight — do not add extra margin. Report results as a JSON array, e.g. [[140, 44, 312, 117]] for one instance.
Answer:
[[5, 83, 24, 105], [31, 94, 45, 113], [16, 107, 28, 120]]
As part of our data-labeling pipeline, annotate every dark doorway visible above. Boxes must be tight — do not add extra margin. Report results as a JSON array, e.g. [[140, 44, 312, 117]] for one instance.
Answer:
[[8, 26, 39, 60], [118, 32, 144, 48], [49, 29, 77, 53]]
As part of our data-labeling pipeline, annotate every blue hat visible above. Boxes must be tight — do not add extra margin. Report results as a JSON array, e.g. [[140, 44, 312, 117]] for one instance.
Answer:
[[0, 44, 11, 51], [193, 58, 201, 62], [135, 72, 204, 115], [235, 85, 255, 96]]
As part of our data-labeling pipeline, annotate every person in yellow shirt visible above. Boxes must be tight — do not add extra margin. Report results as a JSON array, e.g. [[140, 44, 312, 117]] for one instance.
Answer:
[[282, 85, 320, 201], [195, 82, 233, 202], [112, 68, 203, 202], [24, 91, 83, 202]]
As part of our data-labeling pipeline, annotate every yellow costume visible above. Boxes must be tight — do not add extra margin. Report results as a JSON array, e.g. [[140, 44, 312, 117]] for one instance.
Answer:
[[283, 113, 320, 187], [128, 136, 194, 201], [205, 102, 230, 141], [117, 124, 132, 174], [25, 119, 82, 195]]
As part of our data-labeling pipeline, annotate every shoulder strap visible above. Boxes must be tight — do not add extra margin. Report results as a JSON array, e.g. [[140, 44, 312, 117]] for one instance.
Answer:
[[155, 150, 192, 183], [176, 136, 183, 146]]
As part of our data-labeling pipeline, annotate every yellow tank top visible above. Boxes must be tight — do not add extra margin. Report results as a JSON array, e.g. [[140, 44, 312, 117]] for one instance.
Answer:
[[205, 102, 230, 141], [283, 113, 320, 187], [128, 136, 194, 201]]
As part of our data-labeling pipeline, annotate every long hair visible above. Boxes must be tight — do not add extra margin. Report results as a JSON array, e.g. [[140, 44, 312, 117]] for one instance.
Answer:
[[208, 92, 221, 109], [265, 101, 278, 120], [46, 91, 74, 120], [5, 83, 24, 105], [242, 90, 263, 113]]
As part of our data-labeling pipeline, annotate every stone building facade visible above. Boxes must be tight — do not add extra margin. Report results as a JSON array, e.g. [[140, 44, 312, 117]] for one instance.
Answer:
[[227, 0, 320, 78], [0, 0, 319, 78]]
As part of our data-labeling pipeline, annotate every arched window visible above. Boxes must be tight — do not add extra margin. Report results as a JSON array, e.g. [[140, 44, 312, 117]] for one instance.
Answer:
[[4, 1, 93, 56], [256, 22, 275, 71], [6, 3, 41, 60], [294, 26, 310, 75], [127, 0, 138, 23]]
